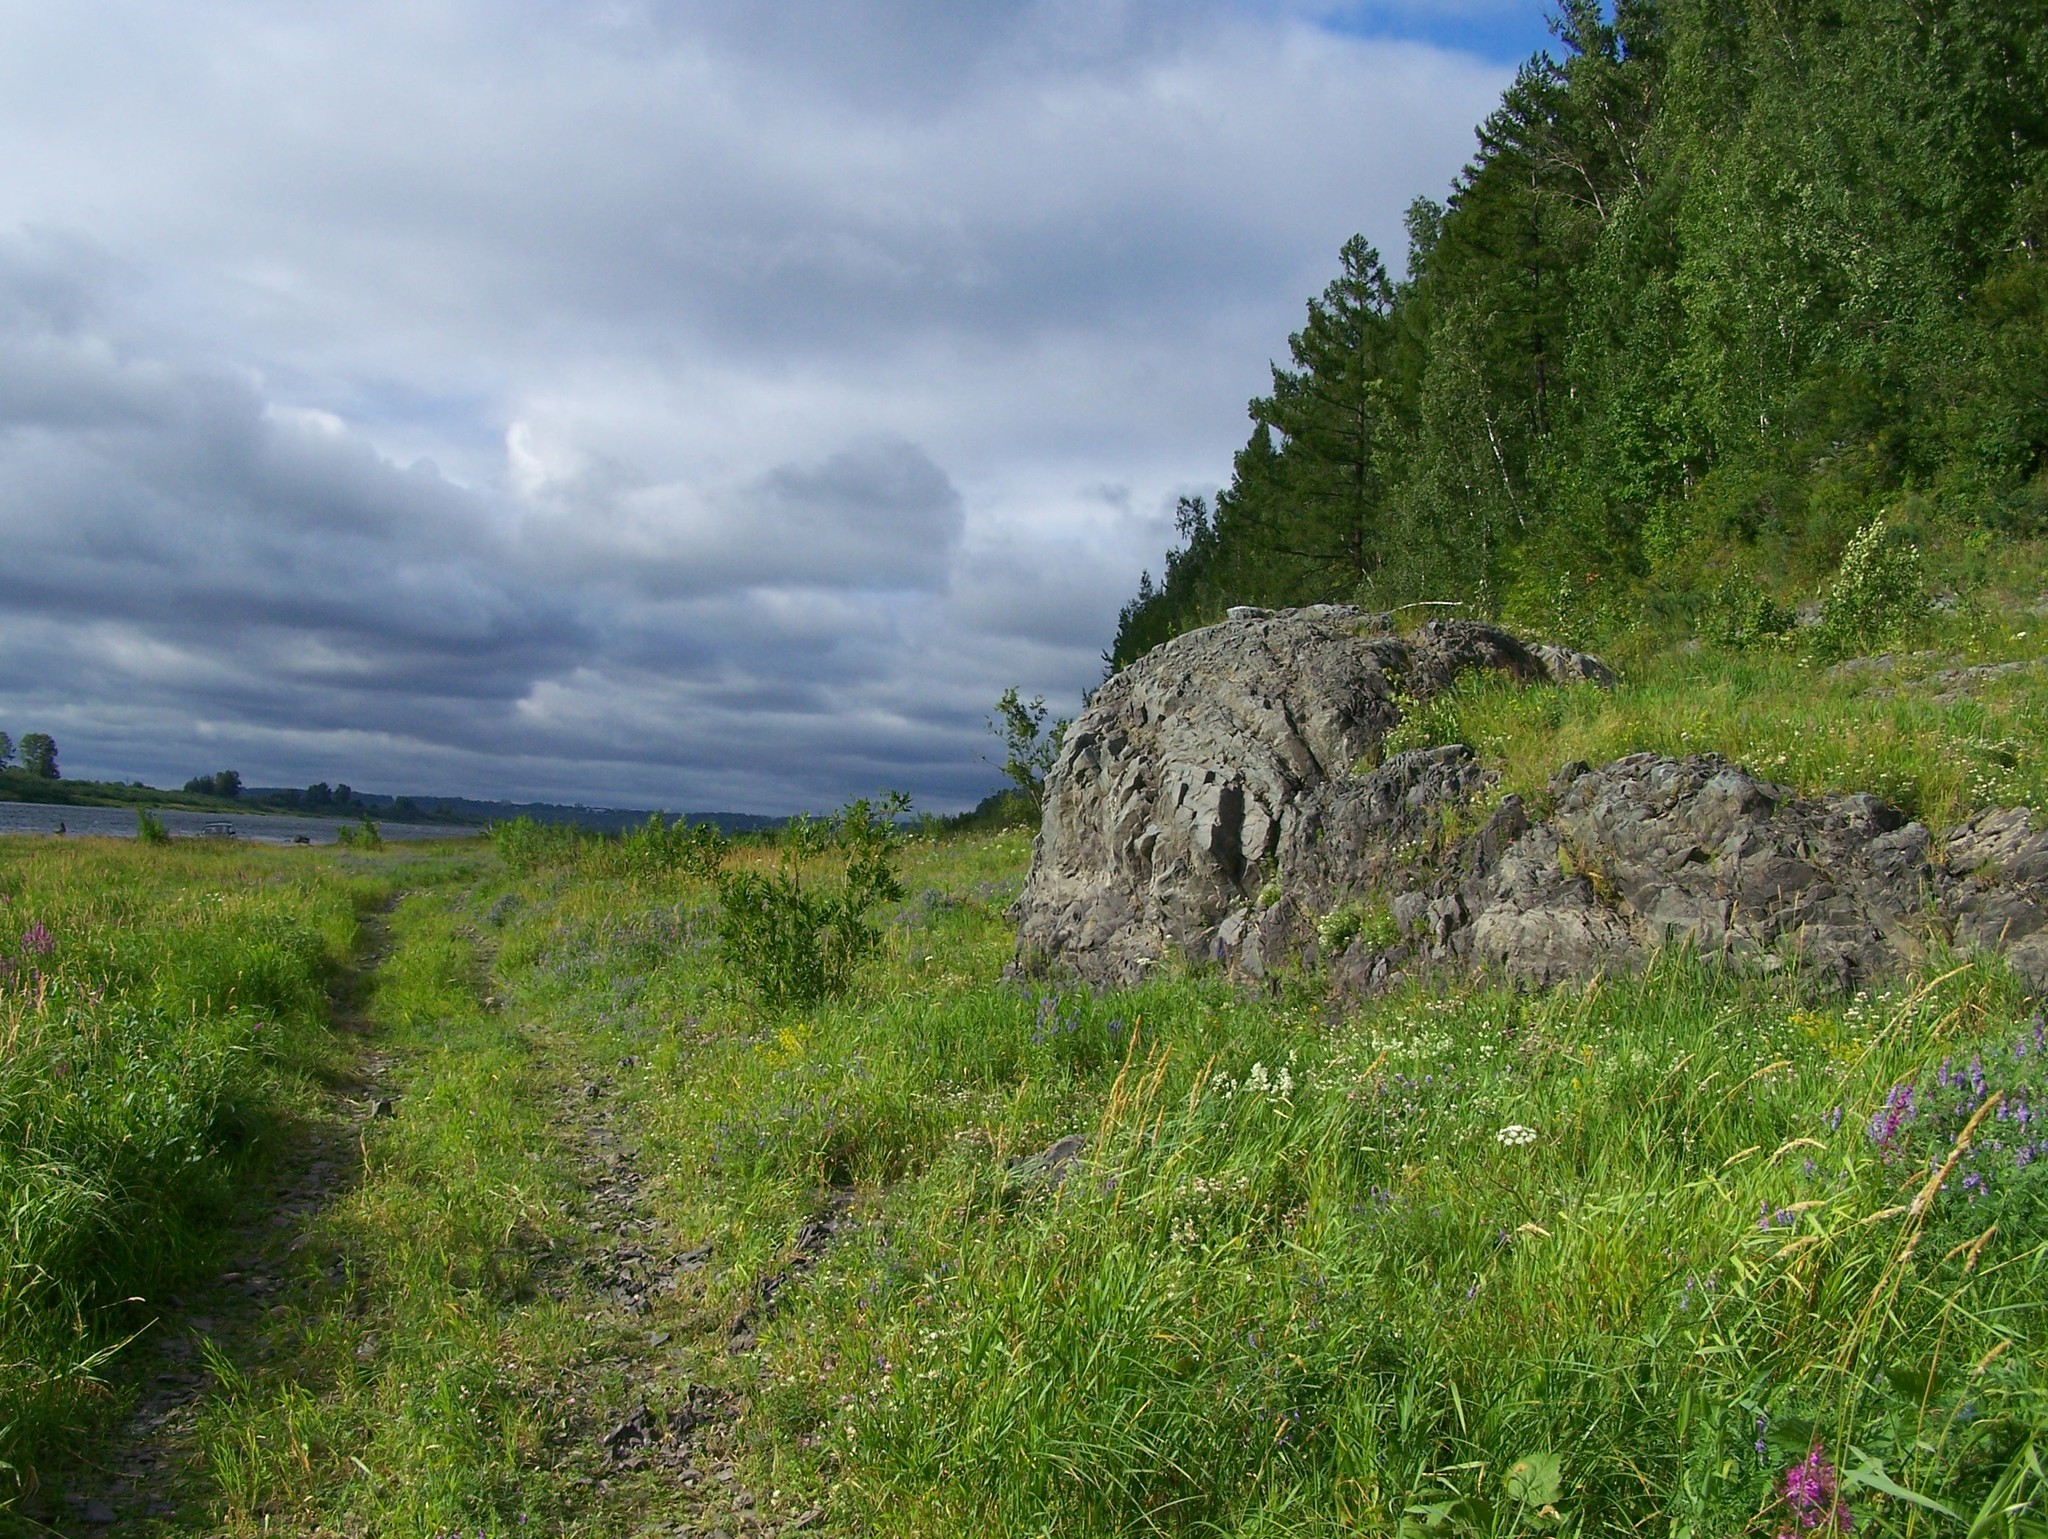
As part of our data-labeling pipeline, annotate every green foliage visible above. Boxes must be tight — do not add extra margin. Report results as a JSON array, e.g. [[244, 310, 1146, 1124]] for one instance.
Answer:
[[183, 770, 243, 799], [1702, 571, 1795, 650], [487, 812, 725, 880], [0, 730, 12, 770], [1314, 895, 1398, 953], [1112, 0, 2048, 666], [986, 689, 1069, 813], [18, 732, 57, 780], [334, 816, 383, 850], [487, 814, 580, 873], [1378, 688, 1470, 761], [1815, 516, 1928, 658], [714, 794, 910, 1007], [135, 808, 170, 845]]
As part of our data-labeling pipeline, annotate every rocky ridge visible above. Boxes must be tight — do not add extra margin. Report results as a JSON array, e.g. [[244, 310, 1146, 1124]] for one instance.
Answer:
[[1012, 605, 2048, 997]]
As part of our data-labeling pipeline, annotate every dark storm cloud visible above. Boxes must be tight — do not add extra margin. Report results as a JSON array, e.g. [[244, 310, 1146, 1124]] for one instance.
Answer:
[[0, 1, 1516, 810]]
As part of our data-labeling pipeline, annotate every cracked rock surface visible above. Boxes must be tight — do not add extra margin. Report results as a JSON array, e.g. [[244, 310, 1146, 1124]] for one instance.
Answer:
[[1015, 605, 2048, 998], [1011, 605, 1607, 986]]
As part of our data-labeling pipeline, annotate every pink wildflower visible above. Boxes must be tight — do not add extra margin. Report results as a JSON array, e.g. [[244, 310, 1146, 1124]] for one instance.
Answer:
[[1781, 1445, 1852, 1533], [21, 921, 53, 956]]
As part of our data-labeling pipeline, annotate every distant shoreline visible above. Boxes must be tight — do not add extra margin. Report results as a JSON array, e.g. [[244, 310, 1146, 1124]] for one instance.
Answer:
[[0, 769, 781, 835]]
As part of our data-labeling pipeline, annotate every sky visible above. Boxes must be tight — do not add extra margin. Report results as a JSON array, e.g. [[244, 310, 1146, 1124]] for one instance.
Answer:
[[0, 0, 1543, 814]]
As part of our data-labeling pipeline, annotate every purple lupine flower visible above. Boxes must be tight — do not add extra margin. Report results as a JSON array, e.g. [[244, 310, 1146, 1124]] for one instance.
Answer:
[[1826, 1104, 1843, 1132], [1963, 1172, 1988, 1197], [1938, 1057, 1955, 1089], [1867, 1084, 1915, 1149], [1970, 1055, 1988, 1100], [1782, 1445, 1853, 1533], [21, 921, 53, 956]]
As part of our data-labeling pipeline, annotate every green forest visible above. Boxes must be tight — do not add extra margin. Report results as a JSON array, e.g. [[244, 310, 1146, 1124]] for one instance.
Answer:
[[1112, 0, 2048, 668]]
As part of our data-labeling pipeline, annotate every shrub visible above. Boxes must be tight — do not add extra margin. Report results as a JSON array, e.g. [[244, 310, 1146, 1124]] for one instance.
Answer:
[[588, 813, 726, 881], [487, 815, 578, 873], [1315, 896, 1398, 953], [1702, 572, 1794, 650], [136, 809, 170, 845], [1815, 516, 1926, 657], [334, 817, 383, 850], [715, 794, 909, 1006]]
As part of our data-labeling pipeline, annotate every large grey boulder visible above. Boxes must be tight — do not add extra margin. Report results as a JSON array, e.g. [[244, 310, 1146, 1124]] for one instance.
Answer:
[[1011, 606, 1602, 986], [1015, 605, 2048, 998]]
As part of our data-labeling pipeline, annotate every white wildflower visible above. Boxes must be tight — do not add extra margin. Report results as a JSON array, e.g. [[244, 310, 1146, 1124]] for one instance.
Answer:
[[1496, 1124, 1538, 1147]]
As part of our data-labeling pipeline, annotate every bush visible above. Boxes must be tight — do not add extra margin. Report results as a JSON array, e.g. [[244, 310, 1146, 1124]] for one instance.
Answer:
[[487, 815, 577, 873], [334, 817, 383, 850], [136, 809, 170, 845], [1315, 896, 1398, 953], [1815, 516, 1926, 657], [715, 794, 908, 1006], [1702, 572, 1794, 650], [586, 813, 727, 881]]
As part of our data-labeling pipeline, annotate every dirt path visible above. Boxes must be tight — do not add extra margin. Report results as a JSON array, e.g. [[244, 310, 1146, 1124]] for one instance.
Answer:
[[526, 1043, 829, 1537], [22, 913, 400, 1536], [26, 893, 838, 1537]]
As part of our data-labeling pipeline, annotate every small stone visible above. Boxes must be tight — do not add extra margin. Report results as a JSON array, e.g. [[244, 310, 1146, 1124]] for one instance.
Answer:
[[649, 1330, 671, 1347], [370, 1097, 397, 1118]]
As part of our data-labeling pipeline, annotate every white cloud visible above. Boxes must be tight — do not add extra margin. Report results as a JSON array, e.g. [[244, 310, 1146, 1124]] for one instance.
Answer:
[[0, 0, 1510, 810]]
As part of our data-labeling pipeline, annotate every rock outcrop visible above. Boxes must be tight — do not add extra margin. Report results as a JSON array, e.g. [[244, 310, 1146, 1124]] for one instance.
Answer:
[[1013, 605, 2048, 997], [1010, 605, 1610, 986]]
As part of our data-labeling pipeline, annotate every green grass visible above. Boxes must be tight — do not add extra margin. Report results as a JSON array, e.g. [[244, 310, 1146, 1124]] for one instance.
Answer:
[[459, 821, 2048, 1535], [194, 888, 588, 1535], [0, 836, 377, 1500], [1385, 604, 2048, 834], [11, 572, 2048, 1533]]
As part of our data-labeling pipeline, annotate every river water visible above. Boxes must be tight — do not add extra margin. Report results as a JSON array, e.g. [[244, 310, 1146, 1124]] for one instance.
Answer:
[[0, 802, 480, 845]]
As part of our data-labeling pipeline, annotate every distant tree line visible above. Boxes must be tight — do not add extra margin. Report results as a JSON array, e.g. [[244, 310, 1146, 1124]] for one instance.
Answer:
[[251, 781, 361, 809], [0, 731, 60, 779], [1112, 0, 2048, 666]]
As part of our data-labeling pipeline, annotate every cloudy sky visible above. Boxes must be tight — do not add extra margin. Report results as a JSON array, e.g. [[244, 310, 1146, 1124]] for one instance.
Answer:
[[0, 0, 1539, 813]]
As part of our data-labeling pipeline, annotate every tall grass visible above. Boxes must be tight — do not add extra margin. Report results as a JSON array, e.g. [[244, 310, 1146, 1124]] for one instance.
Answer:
[[0, 838, 370, 1498], [479, 826, 2048, 1535]]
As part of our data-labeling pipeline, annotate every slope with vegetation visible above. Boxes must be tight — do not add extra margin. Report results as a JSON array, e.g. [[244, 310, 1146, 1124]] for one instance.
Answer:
[[1112, 0, 2048, 668]]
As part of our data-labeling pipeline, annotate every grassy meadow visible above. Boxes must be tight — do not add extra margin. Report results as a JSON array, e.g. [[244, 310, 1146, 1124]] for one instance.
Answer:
[[0, 837, 380, 1493], [7, 579, 2048, 1534]]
